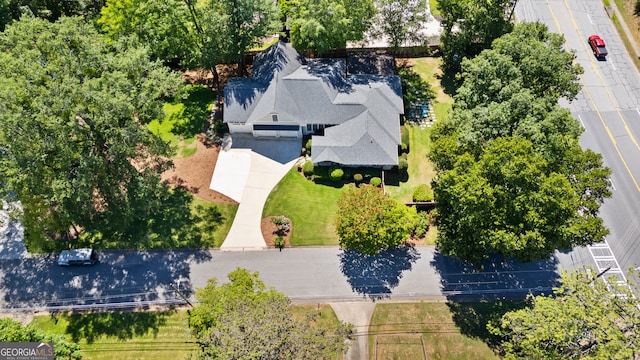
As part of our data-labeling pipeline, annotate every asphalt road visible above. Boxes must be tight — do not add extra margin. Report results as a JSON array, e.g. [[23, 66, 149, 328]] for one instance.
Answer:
[[515, 0, 640, 284], [0, 246, 593, 311]]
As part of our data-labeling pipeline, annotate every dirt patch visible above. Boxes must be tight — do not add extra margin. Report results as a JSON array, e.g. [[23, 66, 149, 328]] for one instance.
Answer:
[[183, 64, 252, 90], [261, 216, 292, 249], [161, 135, 237, 204]]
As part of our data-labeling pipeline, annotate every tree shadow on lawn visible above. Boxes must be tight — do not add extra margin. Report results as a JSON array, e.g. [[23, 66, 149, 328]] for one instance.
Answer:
[[446, 301, 528, 350], [169, 85, 216, 138], [339, 245, 420, 300], [60, 309, 175, 344]]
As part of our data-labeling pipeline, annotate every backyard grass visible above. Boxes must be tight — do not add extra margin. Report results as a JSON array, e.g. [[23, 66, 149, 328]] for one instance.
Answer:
[[30, 310, 196, 360], [368, 303, 500, 360], [148, 84, 216, 158], [386, 57, 452, 203], [263, 169, 344, 246], [430, 0, 441, 17], [385, 125, 435, 202]]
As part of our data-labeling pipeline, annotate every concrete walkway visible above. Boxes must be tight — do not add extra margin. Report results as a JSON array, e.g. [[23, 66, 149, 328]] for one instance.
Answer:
[[217, 149, 298, 250], [330, 301, 376, 360]]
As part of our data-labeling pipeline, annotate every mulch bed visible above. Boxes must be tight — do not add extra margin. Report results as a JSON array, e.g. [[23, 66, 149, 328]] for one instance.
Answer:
[[261, 216, 292, 249]]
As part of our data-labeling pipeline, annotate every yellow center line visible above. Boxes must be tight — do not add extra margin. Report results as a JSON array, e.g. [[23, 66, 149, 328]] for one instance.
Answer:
[[545, 0, 640, 193], [561, 0, 640, 152]]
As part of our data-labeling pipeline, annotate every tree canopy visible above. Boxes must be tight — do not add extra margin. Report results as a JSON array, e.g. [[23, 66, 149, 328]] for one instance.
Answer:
[[437, 0, 515, 68], [335, 185, 417, 255], [0, 318, 82, 359], [430, 22, 610, 265], [287, 0, 374, 55], [433, 137, 608, 264], [98, 0, 196, 64], [371, 0, 429, 49], [0, 16, 183, 247], [189, 268, 353, 359], [488, 269, 640, 359]]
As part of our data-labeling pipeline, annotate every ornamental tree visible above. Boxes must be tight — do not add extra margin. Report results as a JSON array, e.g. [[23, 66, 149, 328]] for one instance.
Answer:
[[335, 185, 417, 255]]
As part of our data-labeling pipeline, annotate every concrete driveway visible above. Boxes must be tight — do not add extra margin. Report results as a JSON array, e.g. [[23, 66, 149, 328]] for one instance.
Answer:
[[212, 135, 301, 250]]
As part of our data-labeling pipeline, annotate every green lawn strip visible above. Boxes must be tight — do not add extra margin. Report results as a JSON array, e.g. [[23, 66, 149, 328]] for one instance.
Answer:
[[386, 57, 451, 203], [385, 125, 435, 202], [30, 310, 196, 360], [148, 84, 215, 159], [190, 197, 238, 248], [290, 304, 343, 328], [610, 0, 640, 71], [368, 303, 500, 360], [430, 0, 441, 17], [263, 169, 344, 246]]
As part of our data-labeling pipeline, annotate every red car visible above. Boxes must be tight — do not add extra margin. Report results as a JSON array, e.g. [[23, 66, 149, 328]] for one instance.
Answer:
[[588, 35, 608, 58]]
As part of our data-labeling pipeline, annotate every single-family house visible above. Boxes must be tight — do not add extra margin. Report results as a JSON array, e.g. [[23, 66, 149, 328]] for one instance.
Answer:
[[223, 41, 404, 169]]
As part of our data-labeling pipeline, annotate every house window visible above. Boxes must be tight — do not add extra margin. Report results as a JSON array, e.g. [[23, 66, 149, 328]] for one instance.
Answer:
[[272, 114, 278, 122]]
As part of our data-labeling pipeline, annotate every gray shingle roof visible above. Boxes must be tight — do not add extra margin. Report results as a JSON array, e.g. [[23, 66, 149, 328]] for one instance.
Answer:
[[223, 41, 404, 166]]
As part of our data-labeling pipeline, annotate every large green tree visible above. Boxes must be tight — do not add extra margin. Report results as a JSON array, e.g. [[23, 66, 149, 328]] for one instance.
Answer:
[[189, 268, 353, 359], [98, 0, 196, 64], [430, 22, 610, 265], [0, 318, 82, 359], [454, 22, 583, 110], [437, 0, 514, 68], [371, 0, 429, 49], [0, 0, 104, 31], [0, 16, 183, 246], [287, 0, 375, 55], [202, 0, 280, 77], [433, 137, 608, 264], [488, 269, 640, 359], [335, 185, 417, 255]]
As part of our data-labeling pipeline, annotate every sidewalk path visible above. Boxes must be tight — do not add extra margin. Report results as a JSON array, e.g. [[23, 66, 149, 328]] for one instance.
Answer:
[[217, 149, 298, 250], [330, 301, 376, 360]]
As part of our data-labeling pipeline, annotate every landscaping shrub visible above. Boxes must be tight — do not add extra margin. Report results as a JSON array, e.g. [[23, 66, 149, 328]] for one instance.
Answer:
[[400, 126, 410, 154], [305, 139, 312, 153], [274, 236, 285, 250], [413, 184, 434, 202], [413, 211, 431, 238], [329, 166, 344, 181], [398, 153, 408, 172], [302, 160, 314, 177], [370, 177, 382, 187], [353, 173, 363, 182]]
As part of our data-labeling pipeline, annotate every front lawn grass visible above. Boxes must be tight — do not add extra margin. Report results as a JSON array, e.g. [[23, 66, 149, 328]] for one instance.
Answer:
[[29, 305, 345, 360], [148, 84, 215, 158], [30, 310, 196, 360], [368, 302, 500, 360], [263, 169, 345, 246], [191, 197, 238, 248]]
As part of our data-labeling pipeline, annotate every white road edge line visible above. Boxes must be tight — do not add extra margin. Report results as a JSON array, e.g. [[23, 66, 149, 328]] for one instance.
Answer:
[[609, 177, 616, 191], [578, 114, 585, 128]]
